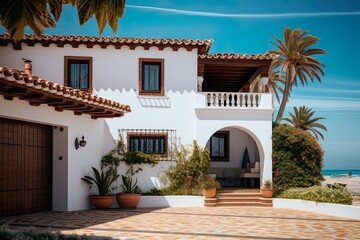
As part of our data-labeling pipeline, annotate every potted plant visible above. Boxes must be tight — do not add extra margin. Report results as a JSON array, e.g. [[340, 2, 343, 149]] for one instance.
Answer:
[[200, 175, 221, 198], [116, 172, 141, 208], [261, 180, 273, 198], [116, 151, 158, 208], [81, 167, 119, 209]]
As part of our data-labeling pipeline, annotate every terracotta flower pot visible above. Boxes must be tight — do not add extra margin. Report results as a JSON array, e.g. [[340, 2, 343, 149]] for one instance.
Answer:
[[116, 193, 141, 208], [203, 187, 217, 198], [261, 189, 273, 198], [89, 195, 115, 209]]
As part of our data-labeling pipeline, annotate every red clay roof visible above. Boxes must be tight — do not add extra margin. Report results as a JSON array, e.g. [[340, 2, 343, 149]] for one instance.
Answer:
[[0, 65, 131, 119], [198, 53, 277, 60], [0, 33, 213, 54]]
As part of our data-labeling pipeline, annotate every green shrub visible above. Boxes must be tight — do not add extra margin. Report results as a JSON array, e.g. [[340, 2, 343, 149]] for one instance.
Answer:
[[0, 225, 108, 240], [161, 140, 210, 195], [277, 185, 353, 205], [273, 124, 324, 195]]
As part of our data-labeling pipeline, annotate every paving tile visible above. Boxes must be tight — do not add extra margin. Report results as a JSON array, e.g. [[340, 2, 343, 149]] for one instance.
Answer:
[[1, 207, 360, 239]]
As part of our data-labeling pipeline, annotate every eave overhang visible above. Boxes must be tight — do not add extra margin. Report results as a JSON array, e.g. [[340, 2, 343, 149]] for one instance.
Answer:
[[0, 66, 131, 119], [198, 53, 277, 92], [0, 33, 213, 54]]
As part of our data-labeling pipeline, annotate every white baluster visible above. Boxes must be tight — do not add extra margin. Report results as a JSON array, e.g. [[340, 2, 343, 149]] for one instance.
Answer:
[[217, 93, 222, 107], [255, 94, 259, 107]]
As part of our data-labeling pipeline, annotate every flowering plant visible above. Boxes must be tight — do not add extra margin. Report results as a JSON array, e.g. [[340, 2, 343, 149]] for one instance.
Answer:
[[200, 175, 221, 189]]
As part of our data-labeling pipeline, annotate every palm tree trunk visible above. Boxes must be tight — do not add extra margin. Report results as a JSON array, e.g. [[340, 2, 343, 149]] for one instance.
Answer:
[[275, 79, 291, 122]]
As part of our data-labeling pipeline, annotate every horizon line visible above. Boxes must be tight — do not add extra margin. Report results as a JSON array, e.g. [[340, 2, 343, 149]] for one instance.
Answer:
[[126, 4, 360, 18]]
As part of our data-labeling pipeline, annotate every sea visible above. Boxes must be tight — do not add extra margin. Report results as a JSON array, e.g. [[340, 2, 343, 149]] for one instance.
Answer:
[[322, 170, 360, 178]]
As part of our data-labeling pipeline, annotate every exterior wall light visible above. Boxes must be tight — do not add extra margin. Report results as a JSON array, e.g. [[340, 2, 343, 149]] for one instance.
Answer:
[[75, 136, 87, 150]]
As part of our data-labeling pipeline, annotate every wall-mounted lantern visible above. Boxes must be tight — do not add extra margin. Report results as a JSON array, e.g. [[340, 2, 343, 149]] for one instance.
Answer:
[[75, 136, 87, 150]]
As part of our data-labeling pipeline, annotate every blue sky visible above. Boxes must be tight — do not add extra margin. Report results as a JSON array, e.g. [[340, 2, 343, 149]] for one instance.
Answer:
[[1, 0, 360, 169]]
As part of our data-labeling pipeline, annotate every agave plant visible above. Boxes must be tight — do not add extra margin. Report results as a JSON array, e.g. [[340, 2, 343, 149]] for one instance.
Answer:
[[121, 174, 140, 193], [81, 167, 119, 196]]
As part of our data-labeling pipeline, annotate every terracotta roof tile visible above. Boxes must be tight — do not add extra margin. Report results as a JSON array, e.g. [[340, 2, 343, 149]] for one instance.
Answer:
[[0, 65, 131, 118], [198, 53, 277, 60], [0, 33, 213, 54]]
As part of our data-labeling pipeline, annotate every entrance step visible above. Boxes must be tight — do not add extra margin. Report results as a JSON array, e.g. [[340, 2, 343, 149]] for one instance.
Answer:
[[204, 189, 272, 207]]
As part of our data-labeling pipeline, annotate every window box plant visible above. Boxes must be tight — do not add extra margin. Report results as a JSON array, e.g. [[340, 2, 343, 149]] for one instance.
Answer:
[[261, 180, 273, 198], [81, 167, 119, 209]]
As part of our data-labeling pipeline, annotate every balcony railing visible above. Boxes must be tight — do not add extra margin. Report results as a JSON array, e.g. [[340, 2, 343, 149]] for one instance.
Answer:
[[196, 92, 272, 109]]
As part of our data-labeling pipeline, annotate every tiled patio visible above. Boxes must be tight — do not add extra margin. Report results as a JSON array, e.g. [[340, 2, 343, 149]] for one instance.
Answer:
[[1, 207, 360, 240]]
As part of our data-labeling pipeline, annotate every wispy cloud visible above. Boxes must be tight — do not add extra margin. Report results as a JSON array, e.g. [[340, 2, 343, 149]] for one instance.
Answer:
[[282, 95, 360, 111], [126, 4, 360, 18], [296, 87, 360, 95], [326, 79, 360, 87]]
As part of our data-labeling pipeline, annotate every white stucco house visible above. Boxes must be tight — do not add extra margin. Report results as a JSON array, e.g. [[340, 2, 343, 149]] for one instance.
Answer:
[[0, 33, 275, 216]]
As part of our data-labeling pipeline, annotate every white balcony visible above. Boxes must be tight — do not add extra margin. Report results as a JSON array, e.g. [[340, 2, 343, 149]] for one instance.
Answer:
[[196, 92, 273, 109]]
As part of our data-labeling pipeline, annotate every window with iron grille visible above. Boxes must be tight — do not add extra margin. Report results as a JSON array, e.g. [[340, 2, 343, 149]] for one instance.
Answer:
[[129, 134, 167, 154], [119, 129, 177, 160]]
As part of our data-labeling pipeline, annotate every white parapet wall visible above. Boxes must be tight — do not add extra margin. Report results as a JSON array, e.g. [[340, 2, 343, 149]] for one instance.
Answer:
[[138, 196, 204, 208], [273, 198, 360, 220]]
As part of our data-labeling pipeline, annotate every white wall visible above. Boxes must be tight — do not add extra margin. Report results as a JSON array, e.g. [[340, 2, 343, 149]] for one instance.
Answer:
[[273, 198, 360, 220], [0, 97, 111, 211], [0, 43, 199, 146], [0, 42, 274, 210]]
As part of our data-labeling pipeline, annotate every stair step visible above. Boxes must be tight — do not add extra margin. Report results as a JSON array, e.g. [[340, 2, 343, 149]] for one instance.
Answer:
[[260, 198, 273, 203], [216, 193, 261, 198], [204, 198, 217, 203], [218, 189, 260, 193], [217, 198, 261, 203], [260, 202, 273, 207], [216, 202, 264, 207], [204, 203, 217, 207], [203, 189, 273, 207]]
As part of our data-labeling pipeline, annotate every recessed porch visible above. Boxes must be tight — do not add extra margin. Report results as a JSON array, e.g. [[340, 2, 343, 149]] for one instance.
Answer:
[[205, 127, 262, 189]]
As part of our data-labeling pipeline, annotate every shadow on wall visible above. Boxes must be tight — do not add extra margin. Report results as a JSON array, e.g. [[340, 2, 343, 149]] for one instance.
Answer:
[[137, 94, 171, 108]]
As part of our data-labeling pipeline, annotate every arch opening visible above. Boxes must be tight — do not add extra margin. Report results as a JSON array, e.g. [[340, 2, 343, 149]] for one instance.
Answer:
[[205, 126, 264, 189]]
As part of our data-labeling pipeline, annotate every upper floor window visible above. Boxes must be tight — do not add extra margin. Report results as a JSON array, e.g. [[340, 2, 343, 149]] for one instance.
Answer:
[[128, 133, 167, 155], [210, 131, 229, 162], [139, 58, 164, 96], [64, 56, 92, 93]]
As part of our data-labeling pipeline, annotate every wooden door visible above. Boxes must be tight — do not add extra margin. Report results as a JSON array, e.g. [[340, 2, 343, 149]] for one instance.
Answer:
[[0, 118, 52, 217]]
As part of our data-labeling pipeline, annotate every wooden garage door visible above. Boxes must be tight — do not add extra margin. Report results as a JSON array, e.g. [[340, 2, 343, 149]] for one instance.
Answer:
[[0, 118, 52, 217]]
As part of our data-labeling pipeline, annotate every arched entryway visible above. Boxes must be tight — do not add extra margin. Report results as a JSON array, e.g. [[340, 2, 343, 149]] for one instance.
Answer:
[[205, 126, 262, 188]]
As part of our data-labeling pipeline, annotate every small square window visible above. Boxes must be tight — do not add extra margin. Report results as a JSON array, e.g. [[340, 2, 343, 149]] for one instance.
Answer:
[[64, 56, 92, 93], [210, 131, 229, 162], [139, 58, 164, 96], [128, 133, 167, 156]]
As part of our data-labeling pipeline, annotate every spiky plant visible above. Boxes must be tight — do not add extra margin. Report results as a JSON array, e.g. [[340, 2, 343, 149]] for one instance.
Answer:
[[81, 167, 119, 196], [282, 106, 327, 140]]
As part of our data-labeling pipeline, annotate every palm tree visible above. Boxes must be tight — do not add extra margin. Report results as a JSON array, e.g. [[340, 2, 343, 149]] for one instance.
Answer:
[[0, 0, 126, 42], [269, 27, 327, 123], [282, 106, 327, 140], [250, 63, 285, 106]]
